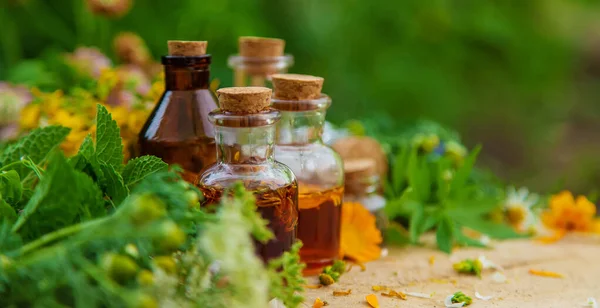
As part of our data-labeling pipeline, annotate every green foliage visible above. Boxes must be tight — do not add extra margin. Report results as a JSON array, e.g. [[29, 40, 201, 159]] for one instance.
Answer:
[[95, 105, 124, 171], [0, 106, 306, 308], [0, 126, 70, 178], [268, 241, 306, 308], [385, 141, 523, 253], [122, 156, 168, 189]]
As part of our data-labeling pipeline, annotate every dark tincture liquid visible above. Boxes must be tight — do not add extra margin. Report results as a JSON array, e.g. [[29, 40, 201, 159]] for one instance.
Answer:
[[138, 55, 218, 182], [199, 181, 298, 262]]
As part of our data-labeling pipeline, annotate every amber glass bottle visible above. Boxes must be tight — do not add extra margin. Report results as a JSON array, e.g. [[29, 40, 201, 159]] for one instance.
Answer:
[[138, 41, 218, 183], [271, 74, 344, 274], [228, 37, 293, 87], [197, 87, 298, 262]]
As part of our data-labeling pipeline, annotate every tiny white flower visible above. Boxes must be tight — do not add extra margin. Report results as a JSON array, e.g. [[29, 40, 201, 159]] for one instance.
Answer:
[[478, 254, 503, 271], [479, 234, 491, 246], [491, 271, 508, 283], [475, 291, 493, 301], [504, 186, 539, 233], [444, 294, 465, 308], [582, 297, 598, 308]]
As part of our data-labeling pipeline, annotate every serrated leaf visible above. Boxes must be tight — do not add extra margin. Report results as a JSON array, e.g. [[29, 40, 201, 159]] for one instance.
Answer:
[[13, 152, 80, 239], [95, 105, 123, 171], [99, 162, 128, 204], [0, 199, 17, 223], [13, 152, 106, 240], [0, 126, 70, 178], [122, 156, 168, 189], [436, 215, 454, 253], [0, 170, 22, 204]]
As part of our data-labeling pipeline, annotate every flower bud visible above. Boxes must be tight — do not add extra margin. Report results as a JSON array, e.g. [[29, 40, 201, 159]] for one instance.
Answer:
[[129, 194, 166, 226], [153, 220, 186, 252], [101, 253, 138, 283], [152, 256, 177, 275], [137, 269, 154, 286]]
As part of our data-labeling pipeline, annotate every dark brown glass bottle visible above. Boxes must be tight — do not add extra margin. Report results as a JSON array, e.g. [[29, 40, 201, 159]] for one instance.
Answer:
[[138, 41, 217, 183]]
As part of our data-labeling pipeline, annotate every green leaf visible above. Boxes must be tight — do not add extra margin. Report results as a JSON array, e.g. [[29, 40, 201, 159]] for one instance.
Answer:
[[454, 228, 488, 248], [384, 186, 415, 219], [0, 199, 17, 223], [407, 150, 430, 201], [95, 104, 123, 171], [385, 222, 410, 245], [458, 218, 525, 240], [12, 152, 106, 239], [409, 202, 424, 244], [391, 146, 411, 195], [122, 156, 169, 189], [450, 145, 481, 197], [0, 170, 22, 204], [13, 152, 80, 238], [436, 215, 454, 253], [0, 220, 21, 252], [99, 163, 128, 205], [0, 126, 70, 178]]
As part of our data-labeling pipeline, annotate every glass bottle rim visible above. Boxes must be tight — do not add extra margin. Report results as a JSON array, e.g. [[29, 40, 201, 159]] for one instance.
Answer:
[[208, 108, 281, 127], [228, 54, 294, 69], [271, 94, 331, 112]]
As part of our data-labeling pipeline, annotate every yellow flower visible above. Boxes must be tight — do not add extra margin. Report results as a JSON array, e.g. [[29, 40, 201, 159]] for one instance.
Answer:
[[32, 88, 64, 116], [20, 104, 41, 129], [541, 191, 600, 237], [340, 202, 382, 263]]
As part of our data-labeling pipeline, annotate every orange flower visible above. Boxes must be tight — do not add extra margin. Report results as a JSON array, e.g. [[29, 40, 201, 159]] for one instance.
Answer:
[[540, 191, 600, 238], [340, 202, 382, 263]]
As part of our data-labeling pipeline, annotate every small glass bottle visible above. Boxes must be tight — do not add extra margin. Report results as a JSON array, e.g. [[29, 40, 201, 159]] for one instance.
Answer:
[[343, 158, 388, 241], [197, 87, 298, 262], [138, 41, 218, 183], [228, 37, 293, 87], [271, 74, 344, 274]]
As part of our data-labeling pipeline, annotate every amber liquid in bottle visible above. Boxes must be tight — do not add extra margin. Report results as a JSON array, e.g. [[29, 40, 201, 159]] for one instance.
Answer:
[[297, 184, 343, 274], [197, 106, 298, 263], [200, 181, 298, 261], [138, 55, 218, 182]]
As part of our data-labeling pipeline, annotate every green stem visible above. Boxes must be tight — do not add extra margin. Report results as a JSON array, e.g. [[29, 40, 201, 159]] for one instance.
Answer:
[[14, 216, 114, 257], [0, 161, 27, 172]]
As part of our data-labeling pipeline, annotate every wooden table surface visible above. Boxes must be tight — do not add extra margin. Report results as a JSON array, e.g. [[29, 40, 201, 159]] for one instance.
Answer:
[[303, 234, 600, 308]]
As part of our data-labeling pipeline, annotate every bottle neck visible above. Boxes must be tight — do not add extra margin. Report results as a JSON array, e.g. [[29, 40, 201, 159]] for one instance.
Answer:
[[164, 64, 210, 90], [215, 125, 276, 164], [276, 109, 326, 145]]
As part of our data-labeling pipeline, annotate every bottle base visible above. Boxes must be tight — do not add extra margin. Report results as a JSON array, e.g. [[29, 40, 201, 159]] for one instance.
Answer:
[[302, 258, 335, 276]]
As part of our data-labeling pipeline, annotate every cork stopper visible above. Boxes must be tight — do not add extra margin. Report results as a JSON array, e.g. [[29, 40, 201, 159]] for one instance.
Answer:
[[216, 87, 272, 114], [345, 158, 378, 179], [271, 74, 324, 100], [239, 36, 285, 57], [332, 136, 388, 178], [167, 40, 207, 56]]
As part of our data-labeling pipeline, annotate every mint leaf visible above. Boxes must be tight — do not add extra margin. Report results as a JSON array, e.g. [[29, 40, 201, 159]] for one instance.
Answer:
[[95, 105, 123, 171], [436, 216, 454, 253], [13, 152, 80, 239], [13, 152, 106, 240], [0, 126, 70, 178], [99, 162, 128, 205], [0, 170, 22, 204], [122, 156, 168, 188], [75, 170, 106, 220], [0, 199, 17, 223]]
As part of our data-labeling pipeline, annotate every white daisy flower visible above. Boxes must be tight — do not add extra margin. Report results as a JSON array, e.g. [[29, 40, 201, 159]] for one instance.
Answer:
[[504, 186, 539, 233]]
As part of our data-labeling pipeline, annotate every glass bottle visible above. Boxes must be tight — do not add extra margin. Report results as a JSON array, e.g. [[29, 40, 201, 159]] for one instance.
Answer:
[[343, 158, 388, 243], [197, 87, 298, 262], [228, 37, 293, 87], [138, 41, 218, 183], [271, 74, 344, 274]]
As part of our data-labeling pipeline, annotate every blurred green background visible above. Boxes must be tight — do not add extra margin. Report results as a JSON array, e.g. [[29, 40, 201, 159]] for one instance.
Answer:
[[2, 0, 600, 194]]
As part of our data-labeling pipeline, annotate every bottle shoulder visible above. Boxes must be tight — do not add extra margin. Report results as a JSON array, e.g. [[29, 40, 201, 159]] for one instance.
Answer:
[[197, 162, 297, 191], [274, 143, 344, 186]]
